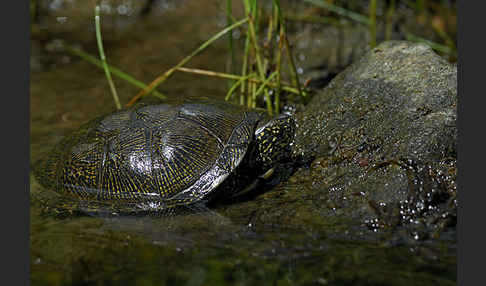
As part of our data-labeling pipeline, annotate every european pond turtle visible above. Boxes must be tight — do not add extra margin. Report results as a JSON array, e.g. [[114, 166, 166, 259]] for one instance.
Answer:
[[33, 100, 295, 214]]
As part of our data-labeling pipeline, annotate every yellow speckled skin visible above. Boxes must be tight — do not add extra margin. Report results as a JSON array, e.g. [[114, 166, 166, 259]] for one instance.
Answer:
[[34, 101, 295, 211]]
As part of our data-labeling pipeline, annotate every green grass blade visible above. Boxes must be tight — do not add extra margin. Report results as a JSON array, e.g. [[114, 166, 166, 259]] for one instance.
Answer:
[[128, 17, 249, 106], [65, 46, 166, 99], [239, 33, 251, 105], [302, 0, 370, 25], [254, 71, 278, 114], [405, 33, 457, 56], [95, 5, 121, 110], [369, 0, 377, 48], [226, 0, 236, 88], [385, 0, 396, 41], [274, 0, 303, 99], [174, 67, 303, 96], [243, 0, 265, 79], [225, 75, 252, 101], [170, 17, 250, 80]]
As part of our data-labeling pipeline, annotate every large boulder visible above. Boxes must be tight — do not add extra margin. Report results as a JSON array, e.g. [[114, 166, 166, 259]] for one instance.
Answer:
[[287, 40, 457, 237]]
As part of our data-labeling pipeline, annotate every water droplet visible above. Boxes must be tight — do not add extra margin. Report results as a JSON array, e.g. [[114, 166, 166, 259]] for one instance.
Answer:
[[56, 16, 68, 24], [117, 4, 129, 15]]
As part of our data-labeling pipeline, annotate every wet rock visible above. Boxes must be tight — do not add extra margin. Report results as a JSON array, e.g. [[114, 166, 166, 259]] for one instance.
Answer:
[[291, 24, 371, 89], [288, 40, 457, 236]]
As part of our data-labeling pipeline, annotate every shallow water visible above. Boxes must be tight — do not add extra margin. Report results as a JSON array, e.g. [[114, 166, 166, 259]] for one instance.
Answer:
[[30, 1, 456, 285]]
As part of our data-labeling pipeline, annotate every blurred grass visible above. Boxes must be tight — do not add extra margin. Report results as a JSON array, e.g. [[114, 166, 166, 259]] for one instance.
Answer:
[[302, 0, 456, 58], [58, 0, 455, 112]]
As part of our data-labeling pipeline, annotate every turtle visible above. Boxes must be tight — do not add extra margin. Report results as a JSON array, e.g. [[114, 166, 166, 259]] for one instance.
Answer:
[[33, 100, 295, 214]]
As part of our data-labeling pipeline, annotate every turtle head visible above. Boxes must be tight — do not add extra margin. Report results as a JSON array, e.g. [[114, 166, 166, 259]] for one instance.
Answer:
[[254, 113, 295, 170]]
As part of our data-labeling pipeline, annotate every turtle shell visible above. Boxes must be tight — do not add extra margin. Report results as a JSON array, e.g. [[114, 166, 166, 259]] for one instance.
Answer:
[[34, 101, 265, 211]]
